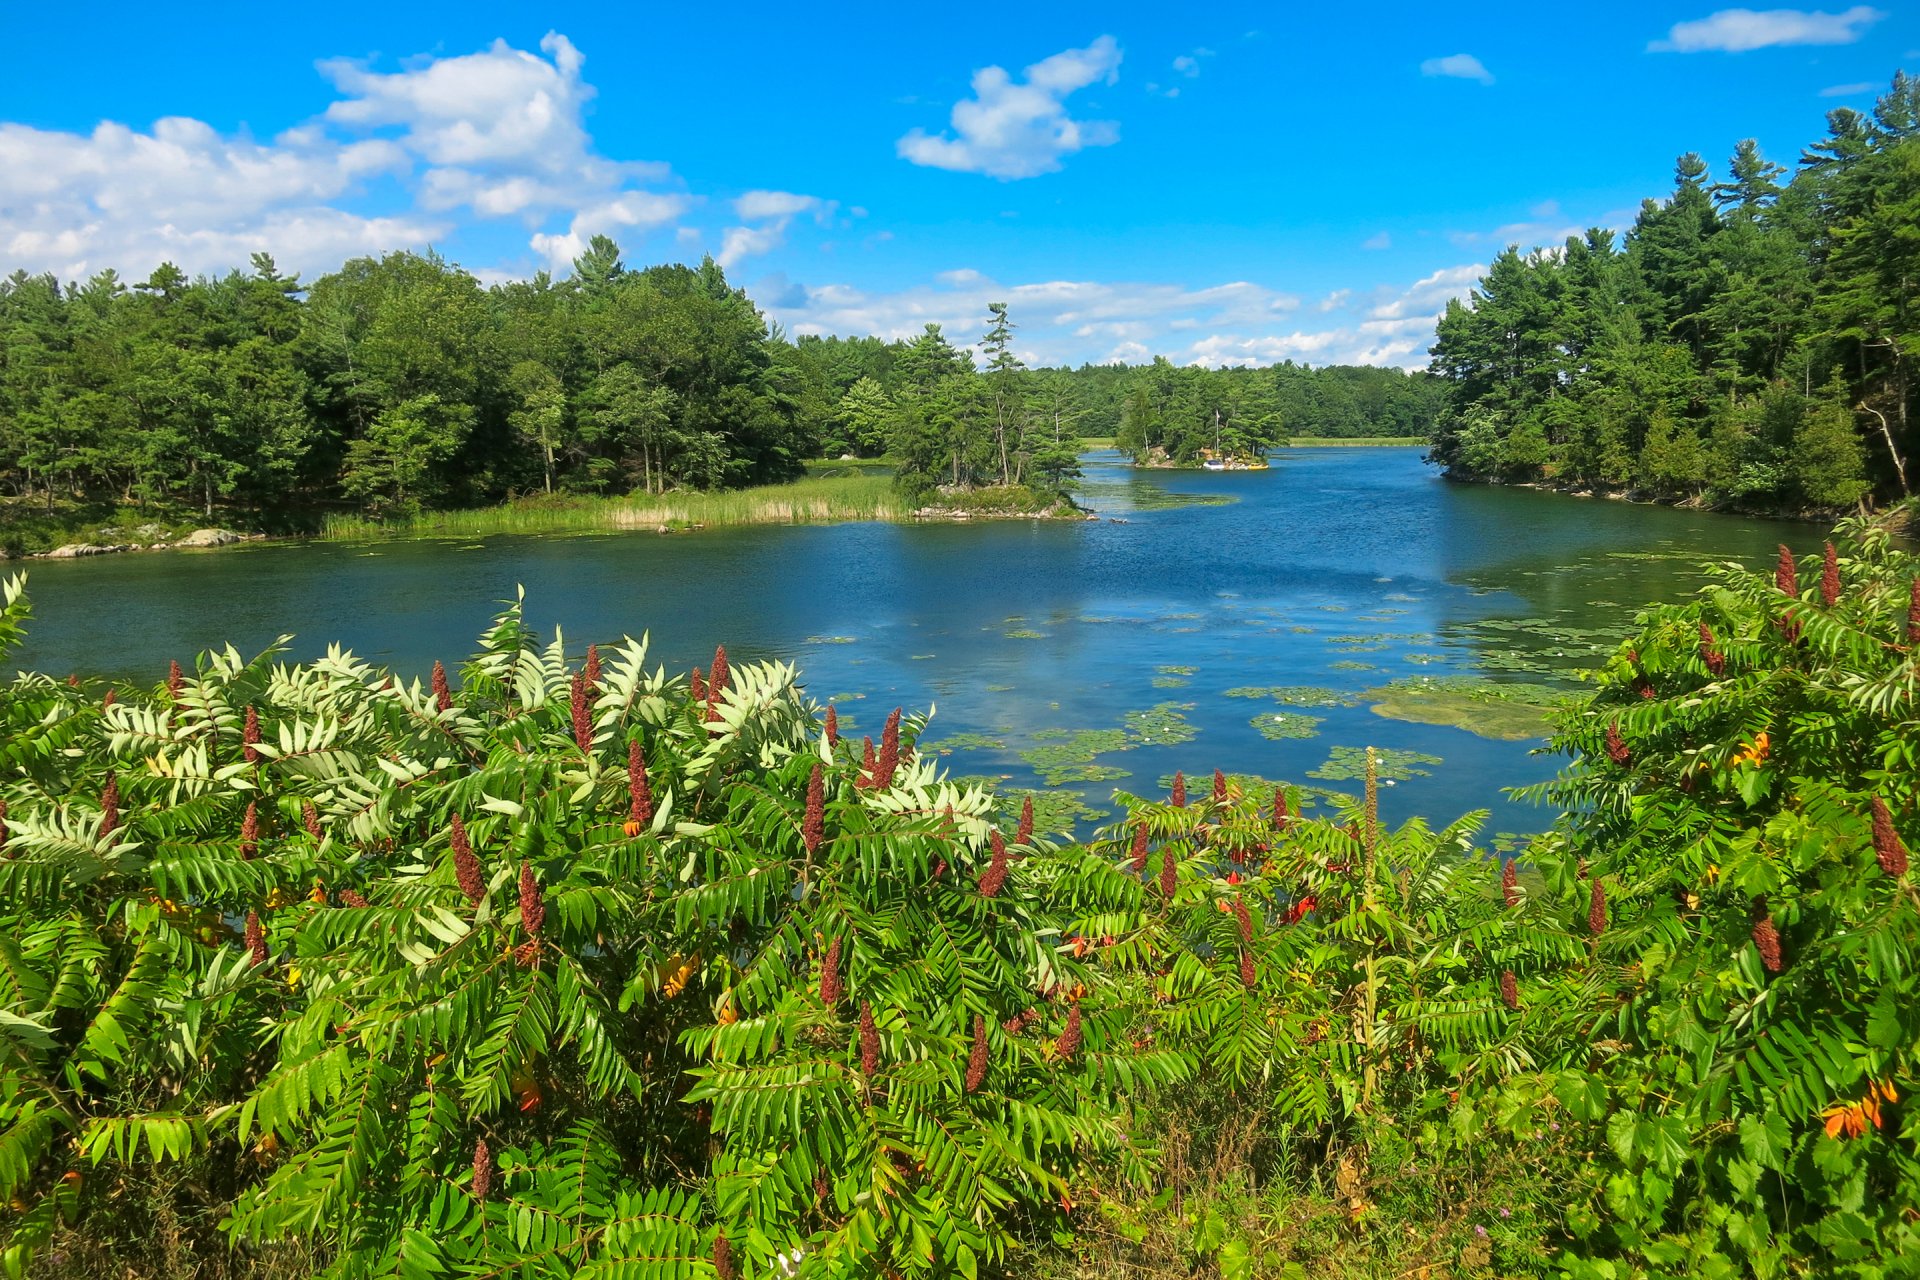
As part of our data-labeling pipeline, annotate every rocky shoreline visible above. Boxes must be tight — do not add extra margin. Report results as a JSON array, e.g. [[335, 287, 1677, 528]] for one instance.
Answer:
[[17, 527, 263, 560]]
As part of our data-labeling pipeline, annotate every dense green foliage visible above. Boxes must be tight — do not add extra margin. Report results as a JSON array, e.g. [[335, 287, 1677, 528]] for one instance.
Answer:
[[1430, 73, 1919, 513], [0, 521, 1914, 1278], [0, 240, 1444, 541]]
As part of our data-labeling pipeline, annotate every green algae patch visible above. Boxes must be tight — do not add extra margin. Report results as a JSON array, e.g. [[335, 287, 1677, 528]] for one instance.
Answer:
[[1152, 676, 1191, 688], [1251, 711, 1324, 741], [1361, 676, 1569, 741], [1157, 665, 1198, 676], [1309, 746, 1443, 782], [1022, 730, 1133, 784]]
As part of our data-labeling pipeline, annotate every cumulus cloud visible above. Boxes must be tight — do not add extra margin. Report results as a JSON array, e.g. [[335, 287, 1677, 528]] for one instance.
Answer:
[[1649, 6, 1885, 52], [1421, 53, 1494, 84], [753, 263, 1479, 370], [714, 190, 838, 269], [897, 36, 1123, 179]]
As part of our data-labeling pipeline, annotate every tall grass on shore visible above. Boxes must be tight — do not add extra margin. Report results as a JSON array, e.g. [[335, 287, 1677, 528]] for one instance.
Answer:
[[1283, 436, 1427, 447], [320, 473, 903, 539]]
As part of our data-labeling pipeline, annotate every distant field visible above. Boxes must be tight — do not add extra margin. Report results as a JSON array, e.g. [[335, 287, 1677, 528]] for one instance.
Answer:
[[1284, 436, 1427, 447]]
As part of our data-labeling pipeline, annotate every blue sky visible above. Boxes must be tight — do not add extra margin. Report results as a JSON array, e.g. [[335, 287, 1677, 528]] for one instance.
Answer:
[[1, 3, 1914, 367]]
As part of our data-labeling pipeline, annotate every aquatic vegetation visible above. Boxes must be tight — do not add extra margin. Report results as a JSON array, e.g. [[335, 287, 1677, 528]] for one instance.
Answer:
[[1250, 711, 1324, 741], [1122, 701, 1198, 745], [929, 731, 1010, 753], [805, 634, 860, 644], [1157, 665, 1198, 676], [1308, 745, 1442, 781], [1363, 676, 1570, 741], [1020, 730, 1133, 784], [1151, 676, 1190, 688], [1004, 629, 1048, 639], [1328, 660, 1379, 671]]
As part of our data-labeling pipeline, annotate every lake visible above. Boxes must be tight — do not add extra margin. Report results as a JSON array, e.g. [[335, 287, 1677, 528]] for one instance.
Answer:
[[15, 448, 1803, 835]]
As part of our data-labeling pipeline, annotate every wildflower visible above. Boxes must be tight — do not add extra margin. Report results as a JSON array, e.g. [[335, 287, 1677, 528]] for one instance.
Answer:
[[570, 673, 593, 754], [1731, 731, 1770, 767], [1500, 970, 1519, 1010], [859, 737, 877, 788], [1004, 1008, 1035, 1036], [1752, 901, 1783, 974], [1016, 796, 1034, 847], [876, 708, 901, 788], [713, 1230, 735, 1280], [340, 890, 369, 908], [859, 1001, 880, 1074], [1239, 949, 1257, 989], [519, 861, 545, 939], [1699, 622, 1725, 678], [1821, 542, 1840, 607], [1501, 858, 1518, 908], [966, 1013, 989, 1093], [1171, 772, 1186, 807], [1160, 846, 1177, 898], [1213, 769, 1228, 803], [1605, 720, 1630, 766], [102, 688, 115, 708], [243, 705, 261, 763], [1822, 1080, 1898, 1139], [803, 763, 825, 854], [452, 816, 485, 906], [0, 798, 7, 854], [1909, 578, 1920, 645], [513, 939, 541, 969], [245, 911, 267, 965], [432, 660, 452, 712], [167, 659, 184, 702], [690, 666, 707, 704], [1130, 824, 1150, 874], [1364, 748, 1378, 839], [824, 704, 840, 748], [1776, 544, 1798, 597], [979, 831, 1011, 898], [472, 1139, 493, 1202], [100, 773, 119, 839], [820, 936, 843, 1005], [1234, 896, 1253, 944], [239, 802, 258, 860], [1058, 1005, 1083, 1062], [1871, 797, 1908, 878], [583, 643, 601, 690], [1287, 894, 1317, 924], [303, 801, 322, 840], [627, 739, 653, 834], [709, 644, 730, 696], [1272, 787, 1291, 832], [1588, 878, 1607, 937]]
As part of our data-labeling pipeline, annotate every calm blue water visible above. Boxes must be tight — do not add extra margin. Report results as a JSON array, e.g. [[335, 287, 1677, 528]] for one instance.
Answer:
[[14, 449, 1803, 833]]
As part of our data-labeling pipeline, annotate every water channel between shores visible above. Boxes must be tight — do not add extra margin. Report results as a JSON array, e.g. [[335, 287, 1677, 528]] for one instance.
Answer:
[[19, 447, 1805, 836]]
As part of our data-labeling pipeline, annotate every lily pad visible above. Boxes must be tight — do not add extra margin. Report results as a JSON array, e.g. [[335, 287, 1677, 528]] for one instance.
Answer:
[[1251, 712, 1324, 741], [1308, 746, 1443, 782]]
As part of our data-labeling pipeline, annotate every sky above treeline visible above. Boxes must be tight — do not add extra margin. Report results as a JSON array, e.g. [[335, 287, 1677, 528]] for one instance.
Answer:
[[1, 3, 1914, 369]]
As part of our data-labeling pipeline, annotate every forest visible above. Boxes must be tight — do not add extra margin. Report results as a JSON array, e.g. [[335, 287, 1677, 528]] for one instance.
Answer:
[[1428, 72, 1919, 515], [0, 243, 1441, 541]]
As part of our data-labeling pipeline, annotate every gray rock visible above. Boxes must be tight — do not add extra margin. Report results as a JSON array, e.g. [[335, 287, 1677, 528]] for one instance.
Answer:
[[174, 528, 246, 548]]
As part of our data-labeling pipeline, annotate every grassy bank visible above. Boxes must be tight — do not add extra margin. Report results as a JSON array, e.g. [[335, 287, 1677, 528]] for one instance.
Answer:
[[1283, 436, 1427, 447], [320, 472, 905, 539], [0, 500, 224, 557]]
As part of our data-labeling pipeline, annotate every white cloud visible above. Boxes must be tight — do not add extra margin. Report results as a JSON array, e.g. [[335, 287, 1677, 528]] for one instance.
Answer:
[[715, 190, 839, 269], [754, 264, 1481, 370], [1421, 53, 1494, 84], [1649, 7, 1886, 52], [897, 36, 1123, 179], [1361, 231, 1392, 250], [1173, 55, 1202, 77], [1820, 80, 1879, 95]]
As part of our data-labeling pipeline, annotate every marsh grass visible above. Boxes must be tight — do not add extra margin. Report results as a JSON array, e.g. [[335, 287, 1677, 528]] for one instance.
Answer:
[[320, 474, 904, 539]]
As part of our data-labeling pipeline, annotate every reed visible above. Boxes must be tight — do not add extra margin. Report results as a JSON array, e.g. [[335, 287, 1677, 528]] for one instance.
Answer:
[[319, 473, 904, 539]]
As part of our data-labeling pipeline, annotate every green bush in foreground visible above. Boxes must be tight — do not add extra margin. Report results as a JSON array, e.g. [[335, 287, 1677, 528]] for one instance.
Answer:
[[0, 521, 1914, 1279]]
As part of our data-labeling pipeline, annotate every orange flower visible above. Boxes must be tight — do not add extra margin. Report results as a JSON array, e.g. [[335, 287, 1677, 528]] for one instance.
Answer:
[[1732, 731, 1770, 767], [1821, 1081, 1897, 1139]]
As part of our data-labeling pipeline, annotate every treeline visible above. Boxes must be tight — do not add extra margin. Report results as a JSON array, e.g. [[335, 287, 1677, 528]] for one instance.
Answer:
[[1430, 72, 1919, 513], [0, 237, 1446, 526], [0, 242, 820, 519], [805, 333, 1445, 469]]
